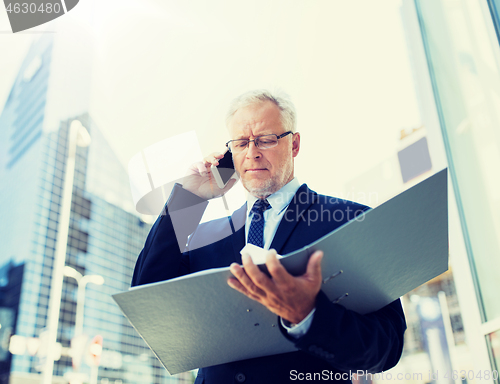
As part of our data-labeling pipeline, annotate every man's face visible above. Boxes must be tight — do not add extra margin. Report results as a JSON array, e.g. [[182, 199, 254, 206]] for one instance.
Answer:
[[228, 101, 300, 198]]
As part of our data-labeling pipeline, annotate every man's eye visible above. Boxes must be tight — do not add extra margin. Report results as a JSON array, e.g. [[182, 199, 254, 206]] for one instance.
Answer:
[[235, 141, 248, 148], [259, 139, 276, 145]]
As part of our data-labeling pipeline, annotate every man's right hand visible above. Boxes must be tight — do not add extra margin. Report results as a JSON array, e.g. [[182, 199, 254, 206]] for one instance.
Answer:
[[182, 152, 237, 200]]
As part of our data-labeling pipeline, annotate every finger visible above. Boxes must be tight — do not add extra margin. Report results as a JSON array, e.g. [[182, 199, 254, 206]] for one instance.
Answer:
[[265, 250, 291, 285], [227, 277, 261, 301], [230, 261, 266, 297], [194, 161, 209, 176], [306, 250, 323, 280], [204, 159, 218, 169], [186, 161, 203, 176], [204, 152, 224, 167], [241, 254, 275, 292]]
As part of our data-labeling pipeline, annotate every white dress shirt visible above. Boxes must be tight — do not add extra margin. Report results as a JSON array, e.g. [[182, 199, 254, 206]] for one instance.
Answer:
[[244, 178, 315, 338]]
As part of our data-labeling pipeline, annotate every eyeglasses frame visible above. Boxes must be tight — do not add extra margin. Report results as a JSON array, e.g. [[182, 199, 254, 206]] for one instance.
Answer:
[[225, 131, 294, 153]]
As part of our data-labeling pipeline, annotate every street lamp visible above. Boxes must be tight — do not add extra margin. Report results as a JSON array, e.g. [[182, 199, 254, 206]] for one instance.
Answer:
[[63, 266, 104, 336], [42, 120, 91, 384]]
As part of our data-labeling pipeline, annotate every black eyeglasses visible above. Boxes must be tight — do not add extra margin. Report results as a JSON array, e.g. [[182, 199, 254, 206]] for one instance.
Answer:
[[226, 131, 293, 153]]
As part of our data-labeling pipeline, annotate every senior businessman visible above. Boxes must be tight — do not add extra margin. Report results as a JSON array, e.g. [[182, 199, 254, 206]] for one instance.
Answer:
[[132, 89, 406, 383]]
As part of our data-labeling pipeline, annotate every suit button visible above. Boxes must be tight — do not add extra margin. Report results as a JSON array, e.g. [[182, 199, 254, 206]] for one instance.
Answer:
[[235, 372, 246, 383]]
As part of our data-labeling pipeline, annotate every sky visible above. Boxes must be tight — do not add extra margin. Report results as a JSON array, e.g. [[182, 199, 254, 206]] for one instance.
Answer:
[[0, 0, 421, 213]]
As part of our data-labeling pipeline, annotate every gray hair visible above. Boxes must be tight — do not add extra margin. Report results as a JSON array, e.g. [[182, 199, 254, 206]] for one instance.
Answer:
[[226, 89, 297, 133]]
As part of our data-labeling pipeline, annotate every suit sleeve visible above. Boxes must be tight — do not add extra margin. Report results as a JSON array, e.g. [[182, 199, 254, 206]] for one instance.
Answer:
[[279, 199, 406, 373], [280, 290, 406, 373], [131, 183, 209, 287]]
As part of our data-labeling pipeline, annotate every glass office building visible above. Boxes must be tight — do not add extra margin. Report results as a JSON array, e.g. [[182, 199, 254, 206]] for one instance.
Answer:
[[402, 0, 500, 379], [0, 36, 193, 383]]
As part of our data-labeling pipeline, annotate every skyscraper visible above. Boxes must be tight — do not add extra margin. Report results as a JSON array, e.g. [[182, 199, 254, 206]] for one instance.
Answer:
[[0, 34, 192, 384]]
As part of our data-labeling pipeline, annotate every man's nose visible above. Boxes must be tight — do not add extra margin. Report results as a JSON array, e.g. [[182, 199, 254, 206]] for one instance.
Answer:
[[246, 140, 262, 159]]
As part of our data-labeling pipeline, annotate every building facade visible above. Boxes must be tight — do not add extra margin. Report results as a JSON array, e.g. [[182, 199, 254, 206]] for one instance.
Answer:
[[399, 0, 500, 381], [0, 35, 193, 384]]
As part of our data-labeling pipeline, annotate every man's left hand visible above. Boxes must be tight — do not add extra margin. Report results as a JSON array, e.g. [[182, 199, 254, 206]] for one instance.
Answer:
[[228, 249, 323, 324]]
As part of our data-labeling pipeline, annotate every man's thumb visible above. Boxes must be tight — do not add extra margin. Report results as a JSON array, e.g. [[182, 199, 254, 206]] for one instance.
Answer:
[[307, 250, 323, 277]]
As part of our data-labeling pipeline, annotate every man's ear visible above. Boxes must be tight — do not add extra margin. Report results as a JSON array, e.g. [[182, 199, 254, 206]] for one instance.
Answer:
[[292, 132, 300, 157]]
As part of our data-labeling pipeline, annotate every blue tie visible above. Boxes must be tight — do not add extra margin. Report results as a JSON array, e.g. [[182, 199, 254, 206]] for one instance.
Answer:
[[248, 199, 271, 248]]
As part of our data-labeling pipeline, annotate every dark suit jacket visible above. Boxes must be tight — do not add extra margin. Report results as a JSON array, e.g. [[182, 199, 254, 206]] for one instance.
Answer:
[[132, 183, 406, 384]]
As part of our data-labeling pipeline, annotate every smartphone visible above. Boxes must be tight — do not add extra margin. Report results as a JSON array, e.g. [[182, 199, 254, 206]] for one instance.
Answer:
[[211, 150, 235, 189]]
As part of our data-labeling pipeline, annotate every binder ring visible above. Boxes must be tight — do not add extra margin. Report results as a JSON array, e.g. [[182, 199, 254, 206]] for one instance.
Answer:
[[332, 293, 348, 304], [323, 270, 343, 284]]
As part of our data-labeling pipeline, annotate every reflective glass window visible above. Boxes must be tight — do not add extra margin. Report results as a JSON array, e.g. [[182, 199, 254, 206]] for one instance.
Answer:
[[416, 0, 500, 321]]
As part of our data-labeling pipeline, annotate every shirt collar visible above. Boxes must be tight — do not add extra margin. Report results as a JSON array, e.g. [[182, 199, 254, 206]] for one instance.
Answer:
[[246, 177, 301, 217]]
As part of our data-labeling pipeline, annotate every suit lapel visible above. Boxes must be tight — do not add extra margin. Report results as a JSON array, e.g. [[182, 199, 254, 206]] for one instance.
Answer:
[[270, 184, 315, 254], [230, 202, 247, 263]]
